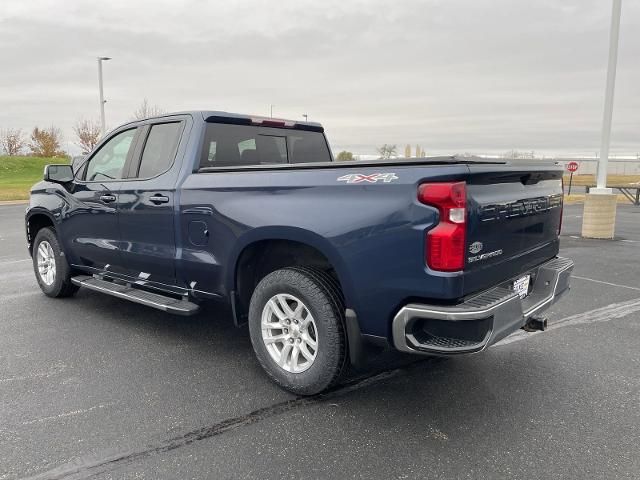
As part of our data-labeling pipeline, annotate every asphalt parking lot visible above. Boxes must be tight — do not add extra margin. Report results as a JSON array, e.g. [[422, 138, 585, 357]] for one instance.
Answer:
[[1, 203, 639, 480]]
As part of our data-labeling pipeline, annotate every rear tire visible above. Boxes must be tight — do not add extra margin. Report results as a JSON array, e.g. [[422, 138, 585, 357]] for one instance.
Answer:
[[32, 227, 79, 298], [248, 267, 346, 395]]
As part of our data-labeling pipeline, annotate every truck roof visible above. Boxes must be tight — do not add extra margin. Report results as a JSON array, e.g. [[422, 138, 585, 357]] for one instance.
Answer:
[[121, 110, 324, 132]]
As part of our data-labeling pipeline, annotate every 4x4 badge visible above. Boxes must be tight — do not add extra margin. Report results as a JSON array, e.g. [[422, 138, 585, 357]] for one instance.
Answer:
[[337, 173, 398, 184]]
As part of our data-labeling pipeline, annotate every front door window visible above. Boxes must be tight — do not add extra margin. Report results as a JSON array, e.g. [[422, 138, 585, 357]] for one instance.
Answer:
[[84, 129, 136, 181]]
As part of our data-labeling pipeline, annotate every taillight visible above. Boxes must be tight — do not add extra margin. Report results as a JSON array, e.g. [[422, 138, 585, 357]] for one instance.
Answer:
[[418, 182, 467, 272]]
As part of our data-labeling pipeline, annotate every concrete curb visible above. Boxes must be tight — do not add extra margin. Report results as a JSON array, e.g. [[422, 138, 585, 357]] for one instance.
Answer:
[[0, 200, 28, 206]]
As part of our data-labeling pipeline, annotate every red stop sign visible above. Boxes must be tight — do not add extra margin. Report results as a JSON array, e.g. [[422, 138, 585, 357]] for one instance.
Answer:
[[566, 161, 579, 173]]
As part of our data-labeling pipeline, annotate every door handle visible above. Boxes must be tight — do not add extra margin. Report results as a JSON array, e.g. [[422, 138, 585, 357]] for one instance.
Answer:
[[100, 194, 116, 203], [150, 194, 170, 205]]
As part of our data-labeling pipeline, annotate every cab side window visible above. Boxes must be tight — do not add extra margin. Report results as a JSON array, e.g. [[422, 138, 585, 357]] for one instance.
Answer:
[[136, 122, 182, 178], [84, 129, 136, 181]]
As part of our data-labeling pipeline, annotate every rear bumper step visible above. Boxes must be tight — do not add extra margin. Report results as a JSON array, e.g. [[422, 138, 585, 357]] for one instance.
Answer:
[[71, 275, 200, 316], [392, 256, 574, 355]]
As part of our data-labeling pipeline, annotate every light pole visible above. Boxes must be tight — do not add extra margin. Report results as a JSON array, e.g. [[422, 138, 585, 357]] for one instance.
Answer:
[[97, 56, 111, 136], [302, 114, 308, 122], [581, 0, 622, 239], [595, 0, 622, 193], [270, 104, 275, 118]]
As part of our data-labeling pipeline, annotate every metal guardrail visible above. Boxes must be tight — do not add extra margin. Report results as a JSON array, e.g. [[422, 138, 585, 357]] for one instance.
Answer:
[[585, 184, 640, 205]]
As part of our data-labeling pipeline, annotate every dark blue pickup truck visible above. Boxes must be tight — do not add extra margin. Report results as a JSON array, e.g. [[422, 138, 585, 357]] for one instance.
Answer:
[[26, 111, 573, 394]]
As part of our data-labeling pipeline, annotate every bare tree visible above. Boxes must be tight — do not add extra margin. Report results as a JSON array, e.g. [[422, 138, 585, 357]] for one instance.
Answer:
[[336, 151, 354, 161], [74, 119, 102, 154], [376, 144, 397, 159], [0, 128, 26, 156], [132, 98, 166, 120], [503, 150, 535, 160], [29, 126, 66, 158]]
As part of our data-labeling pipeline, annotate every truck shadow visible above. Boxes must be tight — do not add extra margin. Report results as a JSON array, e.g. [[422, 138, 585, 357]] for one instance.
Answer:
[[70, 287, 568, 408], [72, 287, 433, 385], [71, 286, 560, 406]]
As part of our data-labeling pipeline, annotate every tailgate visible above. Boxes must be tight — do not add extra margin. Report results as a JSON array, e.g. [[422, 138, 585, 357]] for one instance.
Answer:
[[463, 163, 563, 295]]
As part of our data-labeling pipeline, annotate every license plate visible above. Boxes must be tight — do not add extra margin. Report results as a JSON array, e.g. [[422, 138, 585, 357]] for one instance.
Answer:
[[513, 274, 531, 299]]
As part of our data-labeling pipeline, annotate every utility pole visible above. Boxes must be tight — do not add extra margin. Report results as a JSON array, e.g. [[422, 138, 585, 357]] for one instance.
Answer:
[[302, 114, 308, 122], [270, 104, 275, 118], [97, 56, 111, 136]]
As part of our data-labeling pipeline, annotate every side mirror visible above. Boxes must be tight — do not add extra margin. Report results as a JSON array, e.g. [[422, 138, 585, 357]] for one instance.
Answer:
[[44, 164, 74, 183]]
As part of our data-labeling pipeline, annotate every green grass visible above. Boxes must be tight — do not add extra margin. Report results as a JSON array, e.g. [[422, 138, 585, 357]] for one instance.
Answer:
[[564, 194, 630, 205], [0, 156, 68, 201], [563, 174, 640, 186]]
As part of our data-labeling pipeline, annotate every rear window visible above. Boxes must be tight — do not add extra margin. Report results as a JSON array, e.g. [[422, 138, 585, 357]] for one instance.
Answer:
[[199, 123, 331, 169], [137, 122, 182, 178], [287, 131, 331, 163]]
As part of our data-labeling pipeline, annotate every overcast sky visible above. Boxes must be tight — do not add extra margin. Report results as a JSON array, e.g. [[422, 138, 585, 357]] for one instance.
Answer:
[[1, 0, 638, 157]]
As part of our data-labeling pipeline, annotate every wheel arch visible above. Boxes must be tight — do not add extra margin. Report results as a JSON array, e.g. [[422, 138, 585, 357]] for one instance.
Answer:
[[26, 210, 58, 255], [229, 227, 357, 326]]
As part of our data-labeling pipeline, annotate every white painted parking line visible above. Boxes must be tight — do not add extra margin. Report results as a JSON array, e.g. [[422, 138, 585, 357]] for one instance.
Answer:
[[0, 365, 66, 384], [572, 275, 640, 292], [0, 270, 35, 281], [0, 254, 25, 260], [496, 297, 640, 346], [21, 403, 114, 426], [0, 259, 30, 266], [563, 235, 638, 243], [3, 291, 40, 300]]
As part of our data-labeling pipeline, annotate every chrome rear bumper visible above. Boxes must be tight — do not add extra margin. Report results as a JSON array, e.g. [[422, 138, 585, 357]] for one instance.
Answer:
[[392, 257, 574, 355]]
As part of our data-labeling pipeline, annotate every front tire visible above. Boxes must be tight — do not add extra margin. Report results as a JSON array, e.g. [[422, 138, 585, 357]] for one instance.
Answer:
[[248, 267, 346, 395], [32, 227, 79, 298]]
